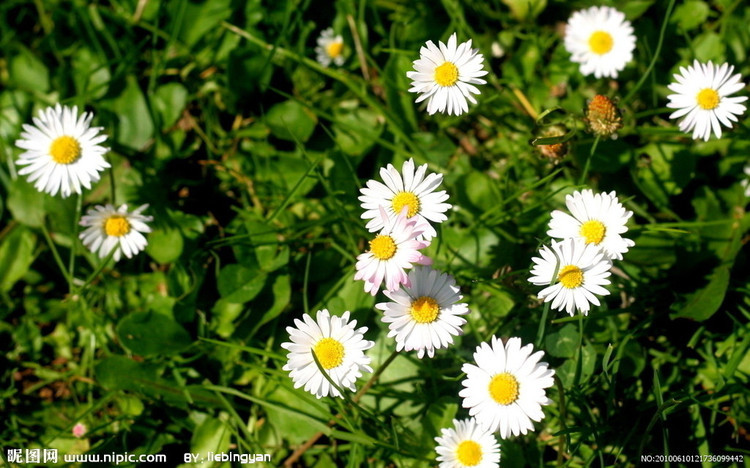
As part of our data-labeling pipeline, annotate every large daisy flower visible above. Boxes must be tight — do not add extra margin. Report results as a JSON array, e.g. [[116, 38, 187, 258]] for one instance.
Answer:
[[376, 266, 468, 359], [459, 336, 555, 439], [406, 32, 488, 116], [528, 238, 612, 316], [15, 104, 110, 198], [79, 204, 152, 262], [359, 158, 451, 240], [281, 309, 374, 399], [354, 207, 432, 295], [315, 27, 345, 67], [434, 418, 500, 468], [564, 6, 636, 79], [547, 189, 635, 261], [666, 60, 747, 141]]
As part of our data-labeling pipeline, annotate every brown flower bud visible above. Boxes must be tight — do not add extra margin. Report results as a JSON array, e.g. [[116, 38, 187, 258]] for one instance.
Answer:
[[585, 95, 622, 138], [536, 124, 569, 161]]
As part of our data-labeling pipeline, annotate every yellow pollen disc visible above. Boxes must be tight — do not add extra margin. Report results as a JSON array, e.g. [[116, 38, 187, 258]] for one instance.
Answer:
[[558, 264, 584, 289], [326, 41, 343, 59], [49, 136, 82, 164], [455, 440, 483, 466], [313, 337, 345, 370], [488, 372, 519, 405], [579, 220, 606, 245], [410, 296, 440, 324], [104, 216, 131, 237], [391, 191, 420, 218], [434, 61, 459, 87], [369, 235, 397, 260], [696, 88, 720, 110], [588, 31, 613, 55]]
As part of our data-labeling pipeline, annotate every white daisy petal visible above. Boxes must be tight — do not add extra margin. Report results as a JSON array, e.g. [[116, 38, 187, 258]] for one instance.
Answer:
[[460, 337, 555, 438], [407, 32, 487, 116], [281, 309, 374, 399], [666, 59, 747, 140], [79, 204, 152, 262], [15, 104, 110, 198]]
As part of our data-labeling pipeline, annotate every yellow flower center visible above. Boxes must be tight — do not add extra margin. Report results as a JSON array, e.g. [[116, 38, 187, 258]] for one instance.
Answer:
[[488, 372, 519, 405], [579, 220, 606, 245], [588, 31, 613, 55], [369, 235, 397, 260], [49, 136, 82, 164], [434, 62, 459, 87], [409, 296, 440, 323], [104, 216, 131, 237], [455, 440, 483, 466], [558, 265, 584, 289], [391, 191, 420, 218], [326, 41, 343, 59], [696, 88, 720, 110], [313, 337, 345, 370]]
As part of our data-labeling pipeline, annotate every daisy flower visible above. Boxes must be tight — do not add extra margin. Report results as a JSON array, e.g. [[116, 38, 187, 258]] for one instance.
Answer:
[[459, 336, 555, 439], [15, 104, 110, 198], [315, 27, 345, 67], [354, 207, 432, 295], [528, 238, 612, 316], [79, 204, 152, 262], [564, 6, 636, 79], [406, 32, 488, 116], [547, 189, 635, 261], [359, 158, 451, 240], [280, 309, 374, 399], [666, 60, 747, 141], [376, 266, 469, 359], [434, 418, 500, 468]]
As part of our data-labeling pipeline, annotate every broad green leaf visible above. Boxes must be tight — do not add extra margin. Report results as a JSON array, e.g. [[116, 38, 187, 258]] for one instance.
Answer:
[[169, 0, 232, 48], [545, 324, 580, 358], [10, 47, 49, 92], [105, 75, 154, 150], [671, 1, 711, 31], [153, 83, 188, 130], [71, 47, 111, 99], [217, 264, 267, 303], [146, 228, 184, 263], [500, 0, 547, 20], [190, 416, 231, 462], [265, 100, 317, 142], [0, 226, 36, 292], [116, 311, 192, 356], [7, 178, 46, 227], [333, 107, 384, 157]]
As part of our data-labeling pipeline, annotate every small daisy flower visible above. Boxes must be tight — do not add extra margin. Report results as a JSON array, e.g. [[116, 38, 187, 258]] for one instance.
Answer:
[[15, 104, 110, 198], [666, 60, 748, 141], [564, 6, 636, 79], [315, 27, 345, 67], [406, 32, 488, 116], [79, 204, 152, 262], [376, 266, 469, 359], [354, 208, 432, 295], [72, 423, 87, 438], [459, 336, 555, 439], [280, 309, 374, 399], [434, 418, 500, 468], [547, 189, 635, 261], [359, 158, 451, 240], [528, 238, 612, 316]]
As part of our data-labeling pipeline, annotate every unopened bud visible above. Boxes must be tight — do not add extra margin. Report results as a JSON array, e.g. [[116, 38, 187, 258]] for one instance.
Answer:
[[585, 95, 622, 138], [536, 124, 569, 161]]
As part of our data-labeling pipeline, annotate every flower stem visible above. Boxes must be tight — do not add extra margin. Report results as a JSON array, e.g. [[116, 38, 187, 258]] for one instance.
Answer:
[[578, 135, 600, 185], [40, 221, 72, 290], [67, 193, 82, 292]]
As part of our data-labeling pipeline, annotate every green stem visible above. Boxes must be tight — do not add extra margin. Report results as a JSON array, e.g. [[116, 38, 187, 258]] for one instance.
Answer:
[[40, 221, 72, 289], [77, 246, 118, 291], [622, 0, 677, 104], [68, 194, 83, 291], [578, 135, 600, 185]]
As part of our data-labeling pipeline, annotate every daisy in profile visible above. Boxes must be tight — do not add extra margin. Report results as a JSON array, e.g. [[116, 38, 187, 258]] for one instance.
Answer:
[[564, 6, 636, 78], [528, 238, 612, 316], [79, 204, 152, 262], [407, 32, 488, 116], [666, 60, 747, 141], [377, 266, 468, 359], [15, 104, 110, 198], [459, 336, 555, 439], [280, 309, 374, 399], [547, 189, 635, 261], [315, 27, 345, 67], [434, 418, 500, 468], [354, 208, 432, 295], [359, 158, 451, 240]]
